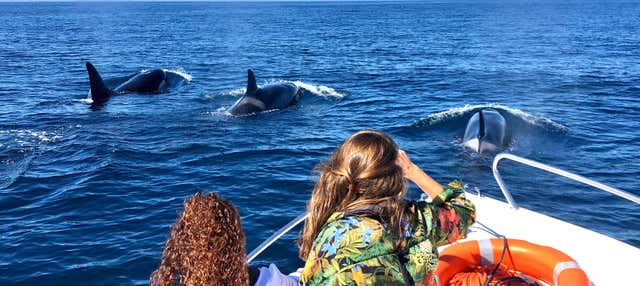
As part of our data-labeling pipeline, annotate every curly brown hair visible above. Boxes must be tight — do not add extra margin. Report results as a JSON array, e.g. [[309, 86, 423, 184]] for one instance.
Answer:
[[150, 192, 249, 286]]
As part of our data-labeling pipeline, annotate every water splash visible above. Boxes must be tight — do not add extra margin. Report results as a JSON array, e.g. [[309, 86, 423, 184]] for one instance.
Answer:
[[84, 68, 192, 98], [137, 68, 193, 82], [78, 97, 93, 104], [219, 80, 345, 99], [291, 81, 345, 98], [163, 68, 193, 82], [414, 104, 568, 132], [227, 87, 246, 97]]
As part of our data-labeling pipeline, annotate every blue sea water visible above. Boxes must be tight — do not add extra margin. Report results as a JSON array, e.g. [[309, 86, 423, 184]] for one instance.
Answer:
[[0, 1, 639, 284]]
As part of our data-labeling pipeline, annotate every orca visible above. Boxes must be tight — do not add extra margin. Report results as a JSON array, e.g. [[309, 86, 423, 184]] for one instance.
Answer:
[[462, 109, 506, 153], [85, 62, 186, 108], [228, 69, 301, 115]]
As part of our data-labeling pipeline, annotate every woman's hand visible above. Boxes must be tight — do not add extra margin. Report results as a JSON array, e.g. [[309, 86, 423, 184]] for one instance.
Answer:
[[396, 149, 444, 198], [397, 150, 419, 180]]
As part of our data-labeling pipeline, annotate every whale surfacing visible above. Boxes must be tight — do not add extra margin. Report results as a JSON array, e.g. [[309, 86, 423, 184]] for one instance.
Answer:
[[85, 62, 186, 109], [462, 109, 506, 153], [228, 69, 301, 116]]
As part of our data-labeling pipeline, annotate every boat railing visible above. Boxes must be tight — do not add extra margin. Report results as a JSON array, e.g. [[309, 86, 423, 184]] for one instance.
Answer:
[[492, 153, 640, 209], [247, 212, 308, 263]]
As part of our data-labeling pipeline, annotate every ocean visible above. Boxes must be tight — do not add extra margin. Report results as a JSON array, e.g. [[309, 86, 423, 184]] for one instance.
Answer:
[[0, 1, 638, 285]]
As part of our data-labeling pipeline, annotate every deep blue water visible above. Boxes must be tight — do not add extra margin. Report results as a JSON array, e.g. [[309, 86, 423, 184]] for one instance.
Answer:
[[1, 1, 639, 285]]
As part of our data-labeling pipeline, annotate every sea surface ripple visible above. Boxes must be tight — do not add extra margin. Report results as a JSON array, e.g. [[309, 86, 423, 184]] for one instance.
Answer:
[[0, 2, 638, 285]]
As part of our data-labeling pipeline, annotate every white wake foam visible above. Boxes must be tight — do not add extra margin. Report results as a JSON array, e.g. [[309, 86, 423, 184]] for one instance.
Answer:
[[292, 81, 345, 98], [221, 80, 345, 99], [227, 87, 246, 97], [422, 105, 475, 126], [420, 104, 568, 131], [78, 97, 93, 104], [163, 68, 193, 82]]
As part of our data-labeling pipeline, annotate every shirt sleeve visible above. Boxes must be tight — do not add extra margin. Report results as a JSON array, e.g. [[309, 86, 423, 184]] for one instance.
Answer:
[[255, 264, 299, 286], [413, 180, 476, 247]]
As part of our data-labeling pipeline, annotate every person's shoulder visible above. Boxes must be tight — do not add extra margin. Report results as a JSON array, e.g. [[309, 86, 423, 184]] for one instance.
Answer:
[[445, 179, 464, 190], [315, 215, 385, 246], [320, 214, 383, 235], [404, 197, 431, 211]]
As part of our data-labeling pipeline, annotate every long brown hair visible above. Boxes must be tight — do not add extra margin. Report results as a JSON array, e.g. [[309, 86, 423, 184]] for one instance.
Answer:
[[150, 192, 249, 286], [298, 130, 407, 260]]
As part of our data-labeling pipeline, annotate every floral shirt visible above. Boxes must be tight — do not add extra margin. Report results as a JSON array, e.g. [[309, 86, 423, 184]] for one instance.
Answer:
[[300, 180, 476, 286]]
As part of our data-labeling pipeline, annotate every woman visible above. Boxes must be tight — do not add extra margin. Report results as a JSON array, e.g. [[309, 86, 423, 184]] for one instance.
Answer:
[[150, 192, 297, 286], [150, 192, 250, 286], [298, 130, 476, 286]]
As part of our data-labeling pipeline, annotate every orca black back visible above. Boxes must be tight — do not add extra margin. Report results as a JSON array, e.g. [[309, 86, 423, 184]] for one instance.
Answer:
[[228, 69, 300, 115], [115, 69, 167, 93]]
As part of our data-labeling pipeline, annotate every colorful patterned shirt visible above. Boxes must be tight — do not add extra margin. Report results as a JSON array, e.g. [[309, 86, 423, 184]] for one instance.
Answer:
[[300, 180, 476, 286]]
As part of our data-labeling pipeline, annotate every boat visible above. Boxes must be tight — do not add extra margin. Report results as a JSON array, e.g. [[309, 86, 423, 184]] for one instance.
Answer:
[[248, 153, 640, 285]]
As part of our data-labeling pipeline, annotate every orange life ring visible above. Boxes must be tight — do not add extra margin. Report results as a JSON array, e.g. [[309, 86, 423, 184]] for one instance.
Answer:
[[435, 238, 589, 286]]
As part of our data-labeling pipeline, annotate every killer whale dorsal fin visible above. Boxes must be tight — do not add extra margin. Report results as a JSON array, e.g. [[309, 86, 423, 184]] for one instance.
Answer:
[[86, 62, 111, 103], [478, 109, 486, 139], [246, 69, 258, 93], [477, 109, 486, 152]]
